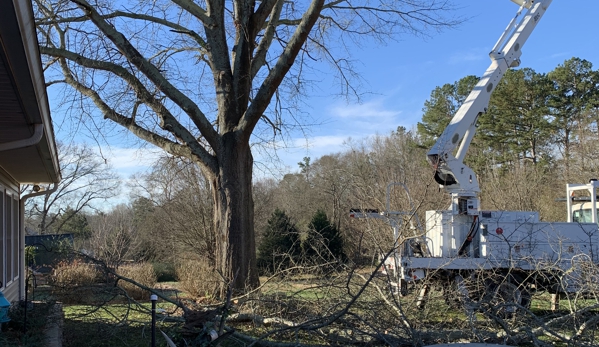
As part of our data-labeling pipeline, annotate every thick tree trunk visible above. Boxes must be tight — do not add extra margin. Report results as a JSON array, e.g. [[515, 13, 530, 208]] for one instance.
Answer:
[[212, 132, 259, 295]]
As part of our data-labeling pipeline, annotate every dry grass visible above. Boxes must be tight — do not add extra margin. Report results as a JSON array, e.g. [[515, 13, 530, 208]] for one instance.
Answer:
[[116, 262, 157, 300], [50, 260, 103, 304], [51, 259, 101, 286], [175, 258, 219, 299]]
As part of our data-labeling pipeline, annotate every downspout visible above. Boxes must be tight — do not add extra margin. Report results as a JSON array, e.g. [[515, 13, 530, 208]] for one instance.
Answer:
[[0, 124, 43, 152], [18, 184, 58, 300]]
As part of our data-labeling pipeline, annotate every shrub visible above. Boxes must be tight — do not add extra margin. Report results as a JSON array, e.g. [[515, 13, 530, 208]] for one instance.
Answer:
[[152, 262, 177, 282], [1, 302, 55, 346], [51, 259, 100, 287], [50, 260, 101, 304], [116, 262, 157, 300], [176, 258, 218, 299]]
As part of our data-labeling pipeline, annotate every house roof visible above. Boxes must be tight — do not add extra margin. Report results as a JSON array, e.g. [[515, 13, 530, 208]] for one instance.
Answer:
[[0, 1, 60, 184]]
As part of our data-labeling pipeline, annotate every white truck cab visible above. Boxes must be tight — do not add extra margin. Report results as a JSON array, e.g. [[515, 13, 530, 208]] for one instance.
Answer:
[[567, 180, 599, 224], [572, 204, 597, 223]]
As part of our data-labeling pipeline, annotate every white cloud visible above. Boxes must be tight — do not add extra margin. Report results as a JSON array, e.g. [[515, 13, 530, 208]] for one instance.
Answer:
[[324, 98, 407, 136], [87, 147, 166, 210], [255, 98, 406, 174], [449, 48, 488, 65], [293, 135, 348, 150], [329, 99, 401, 120], [92, 146, 164, 178]]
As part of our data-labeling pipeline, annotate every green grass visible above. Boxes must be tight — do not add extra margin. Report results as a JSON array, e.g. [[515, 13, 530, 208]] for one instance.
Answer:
[[64, 302, 179, 321], [63, 302, 181, 347], [18, 279, 188, 347], [529, 291, 599, 312], [64, 319, 152, 347]]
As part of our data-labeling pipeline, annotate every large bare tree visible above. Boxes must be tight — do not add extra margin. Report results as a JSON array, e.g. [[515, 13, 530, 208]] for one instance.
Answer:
[[35, 0, 459, 293]]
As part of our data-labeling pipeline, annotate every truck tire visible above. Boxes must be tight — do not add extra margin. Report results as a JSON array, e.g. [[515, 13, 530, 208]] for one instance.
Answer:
[[488, 274, 531, 318], [443, 274, 472, 309], [443, 281, 462, 308]]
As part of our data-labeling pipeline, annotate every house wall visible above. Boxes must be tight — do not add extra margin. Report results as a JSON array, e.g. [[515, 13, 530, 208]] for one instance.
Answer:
[[0, 170, 21, 302]]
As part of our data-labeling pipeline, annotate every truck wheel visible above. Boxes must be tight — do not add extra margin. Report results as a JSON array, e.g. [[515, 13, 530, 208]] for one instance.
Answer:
[[399, 279, 408, 297], [489, 274, 531, 318], [443, 284, 461, 308], [511, 273, 532, 309], [443, 274, 469, 308]]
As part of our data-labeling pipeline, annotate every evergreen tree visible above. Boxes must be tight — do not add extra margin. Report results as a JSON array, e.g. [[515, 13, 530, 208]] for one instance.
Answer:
[[257, 209, 300, 274], [548, 57, 599, 179], [304, 210, 345, 262], [417, 69, 556, 176], [298, 157, 312, 182], [417, 75, 480, 148], [132, 197, 155, 229], [478, 68, 554, 170], [55, 207, 91, 239]]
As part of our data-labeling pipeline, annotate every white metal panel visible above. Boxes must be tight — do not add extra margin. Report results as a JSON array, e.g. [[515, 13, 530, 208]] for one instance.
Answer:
[[425, 210, 452, 257], [426, 210, 476, 258], [480, 210, 539, 223], [480, 220, 598, 266]]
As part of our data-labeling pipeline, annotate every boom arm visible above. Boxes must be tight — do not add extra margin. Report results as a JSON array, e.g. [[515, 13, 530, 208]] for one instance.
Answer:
[[427, 0, 552, 203]]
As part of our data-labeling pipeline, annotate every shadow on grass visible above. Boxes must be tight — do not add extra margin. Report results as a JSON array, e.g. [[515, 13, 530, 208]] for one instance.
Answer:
[[0, 302, 54, 347], [63, 317, 175, 347]]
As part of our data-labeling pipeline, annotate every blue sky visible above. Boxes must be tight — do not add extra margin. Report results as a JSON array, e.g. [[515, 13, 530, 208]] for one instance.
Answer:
[[49, 1, 599, 184], [266, 0, 599, 175]]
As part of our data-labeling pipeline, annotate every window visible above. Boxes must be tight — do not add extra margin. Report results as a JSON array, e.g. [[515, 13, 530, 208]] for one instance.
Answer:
[[0, 189, 3, 289], [6, 193, 12, 284], [12, 196, 18, 282], [572, 208, 599, 223], [1, 191, 21, 286]]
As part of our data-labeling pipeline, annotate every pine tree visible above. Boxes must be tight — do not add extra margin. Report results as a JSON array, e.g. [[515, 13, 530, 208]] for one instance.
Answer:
[[257, 209, 300, 274], [55, 207, 91, 239], [304, 210, 345, 262], [478, 68, 554, 170], [548, 57, 599, 178], [417, 75, 480, 148]]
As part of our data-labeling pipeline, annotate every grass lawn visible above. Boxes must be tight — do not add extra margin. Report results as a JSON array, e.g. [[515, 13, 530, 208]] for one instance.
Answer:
[[13, 272, 599, 347], [62, 300, 182, 347], [24, 281, 186, 347]]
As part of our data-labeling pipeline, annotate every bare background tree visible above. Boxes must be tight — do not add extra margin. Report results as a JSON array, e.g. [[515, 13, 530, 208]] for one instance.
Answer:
[[23, 142, 120, 234], [87, 205, 142, 268], [130, 155, 216, 264]]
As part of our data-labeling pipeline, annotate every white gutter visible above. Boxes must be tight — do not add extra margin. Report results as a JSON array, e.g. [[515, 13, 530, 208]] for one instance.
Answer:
[[0, 124, 43, 152], [18, 183, 58, 299]]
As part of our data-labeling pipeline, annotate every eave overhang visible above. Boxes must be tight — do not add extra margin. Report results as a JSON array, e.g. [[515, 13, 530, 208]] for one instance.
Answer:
[[0, 0, 60, 184]]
